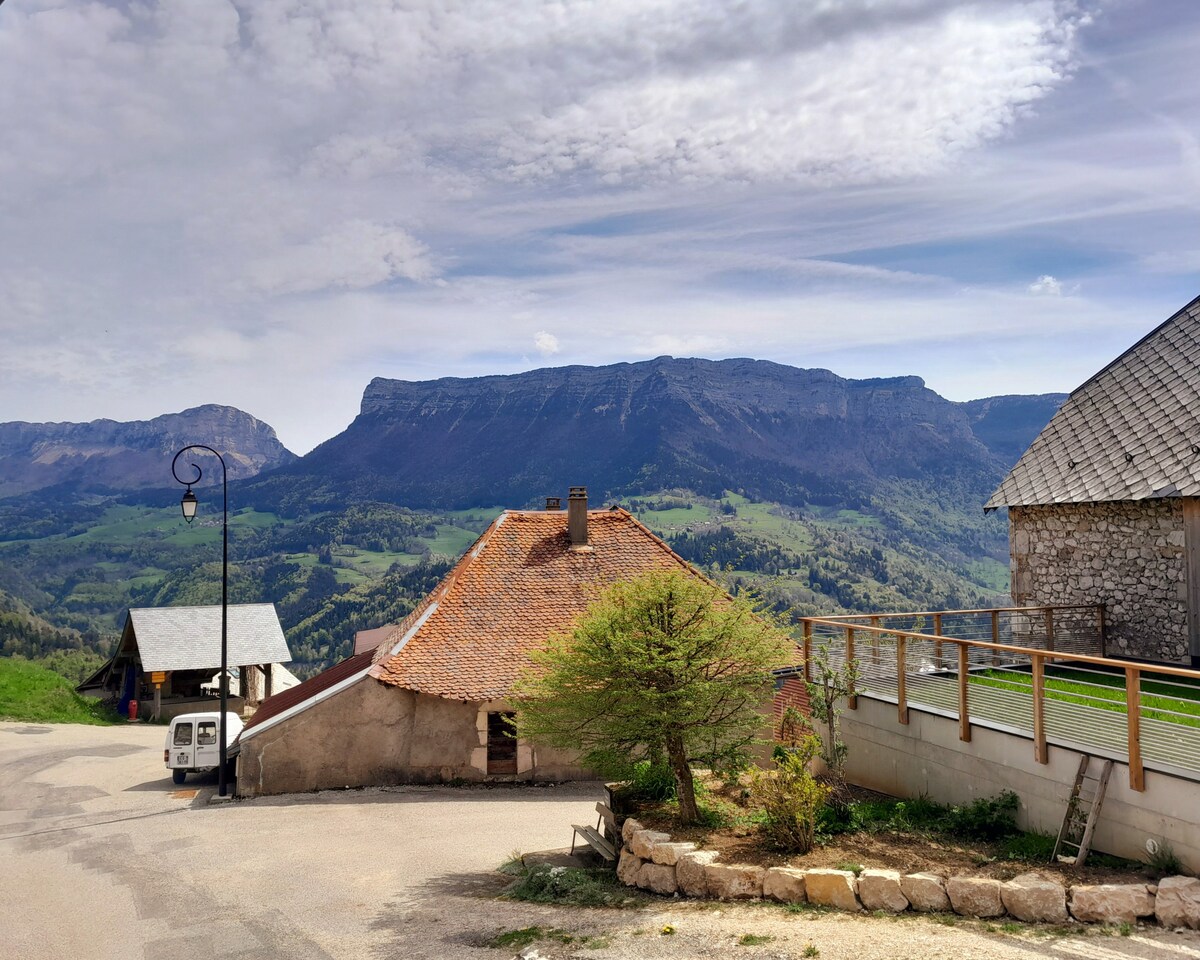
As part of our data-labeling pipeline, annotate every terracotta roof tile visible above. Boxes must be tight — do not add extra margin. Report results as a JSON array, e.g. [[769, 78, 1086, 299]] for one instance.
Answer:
[[368, 508, 699, 701]]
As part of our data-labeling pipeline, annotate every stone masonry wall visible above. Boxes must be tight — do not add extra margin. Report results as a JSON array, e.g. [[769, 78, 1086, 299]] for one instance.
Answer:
[[1010, 501, 1188, 663]]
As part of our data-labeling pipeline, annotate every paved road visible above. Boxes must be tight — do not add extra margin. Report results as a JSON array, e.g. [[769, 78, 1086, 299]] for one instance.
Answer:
[[4, 721, 1200, 960]]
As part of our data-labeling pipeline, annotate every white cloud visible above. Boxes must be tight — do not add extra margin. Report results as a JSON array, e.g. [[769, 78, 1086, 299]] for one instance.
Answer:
[[1028, 275, 1064, 296], [532, 331, 560, 356]]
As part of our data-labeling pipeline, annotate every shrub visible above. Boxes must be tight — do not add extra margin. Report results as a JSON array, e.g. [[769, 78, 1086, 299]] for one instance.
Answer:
[[749, 742, 830, 853], [505, 864, 642, 908], [943, 791, 1020, 841]]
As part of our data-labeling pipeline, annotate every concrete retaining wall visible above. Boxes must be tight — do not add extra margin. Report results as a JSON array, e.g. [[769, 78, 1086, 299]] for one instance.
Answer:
[[841, 696, 1200, 871]]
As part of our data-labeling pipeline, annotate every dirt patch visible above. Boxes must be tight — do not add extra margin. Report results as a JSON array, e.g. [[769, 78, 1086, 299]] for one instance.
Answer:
[[633, 779, 1148, 886]]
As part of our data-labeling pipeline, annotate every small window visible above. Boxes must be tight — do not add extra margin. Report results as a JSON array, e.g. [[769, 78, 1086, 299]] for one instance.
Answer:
[[172, 722, 193, 746], [197, 722, 217, 746]]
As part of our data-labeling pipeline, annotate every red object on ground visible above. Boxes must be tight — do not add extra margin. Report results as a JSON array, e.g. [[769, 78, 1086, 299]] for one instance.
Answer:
[[128, 699, 138, 722]]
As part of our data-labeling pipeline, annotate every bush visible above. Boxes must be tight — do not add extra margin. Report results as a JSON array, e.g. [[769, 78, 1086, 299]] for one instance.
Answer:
[[943, 791, 1020, 841], [505, 864, 642, 908], [626, 759, 677, 804], [750, 742, 830, 853]]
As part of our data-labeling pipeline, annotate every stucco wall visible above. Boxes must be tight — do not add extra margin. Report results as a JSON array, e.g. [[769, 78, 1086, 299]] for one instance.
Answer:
[[1010, 500, 1189, 663], [237, 677, 590, 797], [841, 696, 1200, 871]]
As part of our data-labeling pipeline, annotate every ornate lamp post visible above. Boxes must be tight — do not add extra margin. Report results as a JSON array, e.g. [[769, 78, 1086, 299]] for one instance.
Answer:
[[171, 444, 230, 797]]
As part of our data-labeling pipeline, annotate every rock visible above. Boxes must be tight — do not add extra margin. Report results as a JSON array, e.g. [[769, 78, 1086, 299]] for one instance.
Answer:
[[649, 841, 698, 866], [763, 867, 807, 903], [704, 863, 766, 900], [946, 877, 1004, 918], [1068, 884, 1156, 924], [1001, 873, 1067, 923], [1155, 876, 1200, 929], [858, 869, 909, 913], [621, 817, 644, 846], [617, 850, 643, 886], [630, 829, 671, 860], [636, 862, 678, 896], [901, 873, 950, 913], [804, 869, 860, 911], [676, 851, 720, 897]]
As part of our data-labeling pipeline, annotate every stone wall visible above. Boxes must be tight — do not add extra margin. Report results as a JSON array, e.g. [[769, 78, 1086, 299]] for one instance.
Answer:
[[237, 678, 589, 796], [1010, 500, 1189, 663], [615, 818, 1200, 928]]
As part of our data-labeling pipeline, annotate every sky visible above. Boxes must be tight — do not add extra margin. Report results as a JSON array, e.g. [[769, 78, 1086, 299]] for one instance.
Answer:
[[2, 0, 1198, 455]]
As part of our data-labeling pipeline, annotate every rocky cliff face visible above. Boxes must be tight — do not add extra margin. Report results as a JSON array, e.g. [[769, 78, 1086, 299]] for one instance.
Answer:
[[248, 357, 1063, 512], [0, 405, 296, 497]]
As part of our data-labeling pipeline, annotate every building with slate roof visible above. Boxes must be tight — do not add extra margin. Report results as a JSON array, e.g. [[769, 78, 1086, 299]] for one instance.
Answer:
[[986, 293, 1200, 665], [78, 603, 292, 720], [236, 489, 713, 796]]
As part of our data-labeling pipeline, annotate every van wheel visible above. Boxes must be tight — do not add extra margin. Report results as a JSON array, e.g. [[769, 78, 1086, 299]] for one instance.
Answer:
[[172, 769, 186, 785]]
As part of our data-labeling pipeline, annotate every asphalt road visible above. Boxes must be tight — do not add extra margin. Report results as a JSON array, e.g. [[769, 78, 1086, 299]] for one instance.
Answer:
[[4, 721, 1199, 960]]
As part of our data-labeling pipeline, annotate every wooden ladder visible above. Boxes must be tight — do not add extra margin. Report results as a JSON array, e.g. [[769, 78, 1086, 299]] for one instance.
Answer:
[[1052, 755, 1113, 867]]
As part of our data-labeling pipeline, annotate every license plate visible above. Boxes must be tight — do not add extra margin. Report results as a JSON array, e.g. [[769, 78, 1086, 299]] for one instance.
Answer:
[[177, 754, 188, 764]]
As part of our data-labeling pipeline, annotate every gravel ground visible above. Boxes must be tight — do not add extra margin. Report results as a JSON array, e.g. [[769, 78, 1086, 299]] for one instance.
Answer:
[[2, 720, 1198, 960]]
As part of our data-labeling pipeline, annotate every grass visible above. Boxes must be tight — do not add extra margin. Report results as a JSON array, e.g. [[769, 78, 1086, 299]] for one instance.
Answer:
[[486, 926, 573, 950], [0, 658, 119, 725], [971, 664, 1200, 727], [503, 863, 645, 908], [738, 933, 775, 946]]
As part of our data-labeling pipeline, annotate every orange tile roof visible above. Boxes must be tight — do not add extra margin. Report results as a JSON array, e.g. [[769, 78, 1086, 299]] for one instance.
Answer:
[[368, 508, 699, 701]]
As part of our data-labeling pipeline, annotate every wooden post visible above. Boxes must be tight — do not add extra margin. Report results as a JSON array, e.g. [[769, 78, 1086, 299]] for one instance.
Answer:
[[1032, 654, 1048, 764], [845, 627, 857, 710], [1044, 608, 1055, 654], [803, 621, 812, 683], [1126, 666, 1145, 792], [933, 612, 943, 668], [1097, 605, 1107, 659], [958, 644, 971, 742], [991, 609, 1001, 667], [265, 662, 273, 700], [870, 616, 881, 666], [897, 635, 909, 725]]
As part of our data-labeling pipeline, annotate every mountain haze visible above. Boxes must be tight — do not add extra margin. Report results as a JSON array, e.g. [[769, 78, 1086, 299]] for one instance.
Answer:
[[0, 405, 296, 498], [247, 358, 1065, 513]]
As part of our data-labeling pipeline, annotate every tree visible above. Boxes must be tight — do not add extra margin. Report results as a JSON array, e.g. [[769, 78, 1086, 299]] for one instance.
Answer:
[[805, 641, 860, 787], [512, 569, 795, 823]]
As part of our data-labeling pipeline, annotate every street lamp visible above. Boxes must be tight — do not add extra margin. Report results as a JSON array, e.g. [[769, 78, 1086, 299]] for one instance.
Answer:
[[171, 444, 230, 798]]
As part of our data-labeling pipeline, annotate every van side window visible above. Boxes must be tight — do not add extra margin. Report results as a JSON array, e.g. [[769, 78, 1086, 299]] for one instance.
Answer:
[[173, 722, 193, 746], [197, 722, 217, 746]]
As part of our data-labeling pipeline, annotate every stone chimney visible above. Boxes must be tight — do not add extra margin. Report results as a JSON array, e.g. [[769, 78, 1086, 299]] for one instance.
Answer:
[[567, 486, 591, 552], [545, 496, 562, 510]]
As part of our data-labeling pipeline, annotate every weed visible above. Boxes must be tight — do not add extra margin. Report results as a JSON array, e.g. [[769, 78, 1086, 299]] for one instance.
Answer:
[[497, 851, 525, 875], [660, 925, 676, 935], [1145, 839, 1184, 877], [999, 922, 1023, 935], [834, 861, 864, 876], [504, 864, 644, 908], [802, 945, 820, 957], [486, 926, 572, 949], [738, 933, 775, 945], [1000, 831, 1055, 862]]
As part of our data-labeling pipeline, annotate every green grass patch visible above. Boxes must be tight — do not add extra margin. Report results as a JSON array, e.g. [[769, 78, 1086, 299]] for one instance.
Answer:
[[971, 665, 1200, 727], [738, 933, 775, 946], [503, 863, 644, 908], [486, 926, 573, 950], [0, 658, 119, 725]]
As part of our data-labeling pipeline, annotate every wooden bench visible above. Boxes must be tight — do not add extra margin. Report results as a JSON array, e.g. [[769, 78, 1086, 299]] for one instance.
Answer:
[[571, 801, 617, 862]]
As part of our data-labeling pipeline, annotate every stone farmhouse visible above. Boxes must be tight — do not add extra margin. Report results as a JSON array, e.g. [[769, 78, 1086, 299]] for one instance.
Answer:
[[986, 293, 1200, 666], [236, 489, 711, 797]]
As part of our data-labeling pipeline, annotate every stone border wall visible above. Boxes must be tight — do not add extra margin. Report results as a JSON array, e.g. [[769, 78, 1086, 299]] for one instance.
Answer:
[[615, 818, 1200, 928]]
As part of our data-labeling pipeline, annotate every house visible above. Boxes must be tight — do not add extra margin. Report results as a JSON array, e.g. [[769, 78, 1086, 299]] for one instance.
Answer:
[[985, 293, 1200, 666], [236, 488, 709, 796], [77, 603, 292, 720]]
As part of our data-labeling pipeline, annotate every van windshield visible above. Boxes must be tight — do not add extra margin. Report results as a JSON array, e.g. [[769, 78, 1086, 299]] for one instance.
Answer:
[[172, 723, 193, 746]]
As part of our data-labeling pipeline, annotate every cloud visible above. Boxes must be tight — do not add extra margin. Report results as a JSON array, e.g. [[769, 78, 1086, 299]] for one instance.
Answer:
[[532, 331, 560, 356], [1028, 275, 1064, 296]]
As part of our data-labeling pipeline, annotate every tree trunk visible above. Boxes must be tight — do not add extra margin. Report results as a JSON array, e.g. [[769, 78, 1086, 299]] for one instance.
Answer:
[[665, 734, 699, 823]]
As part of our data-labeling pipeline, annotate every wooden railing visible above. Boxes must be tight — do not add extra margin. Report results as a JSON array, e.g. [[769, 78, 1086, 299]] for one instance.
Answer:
[[797, 605, 1200, 792]]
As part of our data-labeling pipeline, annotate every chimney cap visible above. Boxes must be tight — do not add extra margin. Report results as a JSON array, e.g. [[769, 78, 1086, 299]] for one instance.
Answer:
[[545, 496, 562, 510], [568, 486, 587, 499]]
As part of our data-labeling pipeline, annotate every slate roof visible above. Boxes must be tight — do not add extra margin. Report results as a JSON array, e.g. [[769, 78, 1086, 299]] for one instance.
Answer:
[[368, 508, 697, 701], [986, 294, 1200, 509], [126, 603, 290, 672]]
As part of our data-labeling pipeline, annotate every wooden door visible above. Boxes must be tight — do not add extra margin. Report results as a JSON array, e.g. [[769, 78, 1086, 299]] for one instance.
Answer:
[[486, 711, 518, 775]]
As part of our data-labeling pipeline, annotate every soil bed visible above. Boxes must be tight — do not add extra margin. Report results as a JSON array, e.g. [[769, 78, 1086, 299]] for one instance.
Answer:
[[633, 779, 1147, 886]]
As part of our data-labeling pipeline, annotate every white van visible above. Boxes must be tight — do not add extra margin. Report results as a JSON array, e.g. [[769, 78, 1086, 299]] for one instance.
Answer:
[[164, 712, 243, 785]]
